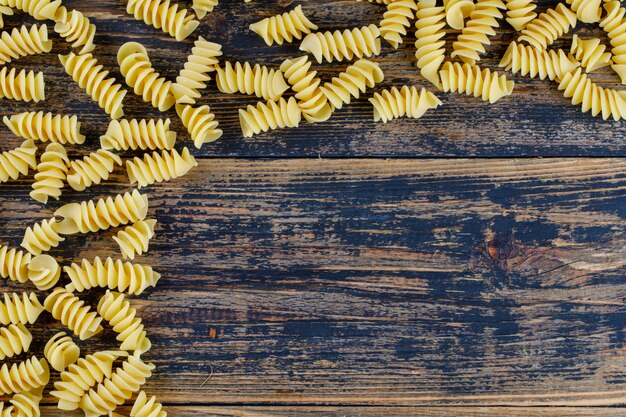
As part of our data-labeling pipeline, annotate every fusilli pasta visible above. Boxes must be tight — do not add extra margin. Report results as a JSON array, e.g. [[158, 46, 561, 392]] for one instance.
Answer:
[[600, 1, 626, 84], [566, 0, 601, 23], [3, 111, 85, 144], [44, 288, 103, 340], [0, 356, 49, 395], [54, 8, 96, 54], [131, 391, 167, 417], [320, 58, 385, 110], [66, 149, 123, 191], [280, 56, 331, 123], [192, 0, 217, 19], [0, 6, 13, 29], [300, 24, 381, 63], [126, 147, 198, 188], [171, 36, 221, 104], [44, 332, 80, 372], [558, 67, 626, 120], [415, 0, 446, 88], [0, 24, 52, 66], [439, 61, 514, 103], [249, 5, 318, 46], [0, 245, 30, 283], [176, 104, 223, 148], [27, 254, 60, 290], [369, 86, 442, 123], [0, 293, 44, 325], [379, 0, 418, 48], [21, 219, 64, 255], [215, 61, 289, 101], [113, 219, 157, 260], [101, 118, 176, 151], [125, 0, 199, 41], [0, 0, 61, 20], [444, 0, 475, 29], [239, 96, 302, 138], [451, 0, 506, 65], [0, 324, 31, 360], [0, 139, 36, 183], [30, 143, 70, 204], [98, 290, 152, 353], [570, 35, 611, 72], [517, 3, 576, 50], [505, 0, 537, 30], [0, 67, 44, 102], [499, 41, 579, 81]]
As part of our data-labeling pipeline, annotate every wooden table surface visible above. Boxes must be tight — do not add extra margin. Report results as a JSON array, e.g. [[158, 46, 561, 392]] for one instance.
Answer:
[[1, 0, 626, 416]]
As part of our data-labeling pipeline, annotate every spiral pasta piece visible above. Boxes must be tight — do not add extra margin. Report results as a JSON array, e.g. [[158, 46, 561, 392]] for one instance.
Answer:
[[379, 0, 418, 48], [0, 24, 51, 66], [215, 61, 288, 101], [54, 9, 96, 54], [67, 149, 123, 192], [239, 96, 302, 138], [113, 219, 157, 260], [280, 56, 331, 123], [369, 86, 442, 123], [570, 35, 612, 73], [451, 0, 506, 65], [600, 1, 626, 84], [126, 0, 199, 41], [249, 5, 318, 46], [558, 67, 626, 121], [4, 111, 85, 144], [54, 190, 149, 235], [44, 332, 80, 372], [30, 143, 70, 204], [0, 324, 31, 360], [131, 391, 167, 417], [444, 0, 475, 29], [499, 41, 579, 81], [79, 353, 155, 416], [44, 288, 103, 340], [0, 245, 30, 283], [5, 387, 42, 417], [64, 256, 160, 295], [415, 0, 446, 88], [27, 254, 60, 290], [59, 52, 127, 119], [0, 139, 36, 183], [505, 0, 537, 30], [176, 104, 223, 148], [300, 24, 381, 63], [126, 147, 198, 188], [118, 42, 175, 111], [101, 118, 176, 151], [51, 350, 128, 411], [517, 3, 576, 50], [0, 293, 43, 326], [0, 0, 62, 20], [0, 67, 44, 102], [320, 58, 385, 110], [21, 219, 64, 255], [171, 36, 221, 104], [439, 61, 514, 104], [98, 290, 151, 353], [0, 357, 49, 395], [192, 0, 217, 19], [0, 6, 13, 29], [566, 0, 600, 23]]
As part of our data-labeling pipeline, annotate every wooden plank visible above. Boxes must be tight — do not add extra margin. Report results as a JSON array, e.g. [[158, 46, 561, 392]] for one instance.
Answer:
[[2, 158, 626, 406], [0, 1, 625, 157]]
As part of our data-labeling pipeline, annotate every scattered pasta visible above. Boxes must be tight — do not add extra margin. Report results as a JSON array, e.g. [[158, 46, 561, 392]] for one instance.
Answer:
[[66, 148, 123, 191], [113, 219, 157, 260], [44, 288, 103, 340], [43, 332, 80, 372], [98, 290, 152, 353]]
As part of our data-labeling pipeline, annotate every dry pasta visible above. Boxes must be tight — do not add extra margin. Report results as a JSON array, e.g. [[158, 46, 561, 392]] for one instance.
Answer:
[[379, 0, 418, 49], [66, 149, 123, 191], [59, 52, 127, 119], [505, 0, 537, 30], [0, 245, 30, 283], [98, 290, 151, 353], [320, 58, 385, 110], [125, 0, 199, 41], [131, 391, 167, 417], [517, 3, 576, 50], [566, 0, 601, 23], [0, 24, 52, 66], [499, 41, 580, 81], [0, 293, 44, 325], [300, 24, 381, 63], [44, 288, 103, 340], [0, 67, 44, 102], [171, 36, 221, 104], [44, 332, 80, 372], [101, 118, 176, 151], [280, 56, 331, 123], [249, 5, 318, 46], [27, 254, 60, 290], [4, 386, 42, 417], [570, 35, 612, 72], [215, 61, 289, 101], [21, 219, 65, 256], [0, 356, 49, 395], [30, 143, 70, 204], [0, 6, 13, 29], [414, 0, 446, 88], [113, 219, 157, 260], [369, 86, 442, 123], [600, 1, 626, 84], [53, 190, 149, 235], [0, 139, 37, 183], [176, 104, 223, 148], [54, 8, 96, 54], [126, 147, 198, 188], [0, 0, 62, 20], [192, 0, 217, 19], [444, 0, 475, 29], [3, 111, 85, 144], [439, 61, 514, 103], [451, 0, 506, 65], [64, 256, 161, 295], [0, 324, 31, 360], [239, 96, 302, 138]]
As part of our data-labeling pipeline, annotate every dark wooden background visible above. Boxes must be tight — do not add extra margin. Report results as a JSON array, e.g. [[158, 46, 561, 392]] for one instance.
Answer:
[[1, 0, 626, 416]]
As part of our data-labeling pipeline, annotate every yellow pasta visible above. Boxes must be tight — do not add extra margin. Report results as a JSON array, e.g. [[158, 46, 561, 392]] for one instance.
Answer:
[[53, 190, 149, 235], [30, 143, 70, 204], [215, 61, 288, 101], [517, 3, 576, 50], [98, 290, 152, 353], [3, 111, 85, 144], [171, 36, 221, 104], [320, 59, 385, 110], [0, 324, 31, 360], [0, 0, 61, 20], [379, 0, 418, 48], [79, 353, 155, 416], [118, 42, 175, 111], [0, 67, 44, 102], [64, 256, 160, 295], [600, 1, 626, 84], [444, 0, 475, 29], [176, 104, 223, 148], [0, 6, 13, 29], [0, 245, 30, 283], [504, 0, 537, 30], [0, 356, 49, 395], [51, 350, 128, 411], [0, 139, 37, 183], [570, 35, 612, 72], [125, 0, 199, 41], [414, 0, 446, 88], [566, 0, 601, 23], [439, 61, 514, 104], [249, 5, 318, 46], [0, 24, 52, 66], [131, 391, 167, 417], [192, 0, 217, 19], [239, 97, 302, 138], [67, 149, 123, 191], [300, 24, 381, 63], [499, 42, 579, 81], [126, 147, 198, 188], [4, 387, 42, 417], [44, 332, 80, 372], [280, 56, 331, 123], [451, 0, 506, 65], [113, 219, 157, 260], [54, 8, 96, 54], [44, 288, 103, 340], [21, 219, 64, 256], [369, 86, 442, 123], [101, 118, 176, 151], [558, 67, 626, 121], [27, 254, 60, 290], [0, 293, 44, 325], [59, 52, 127, 119]]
